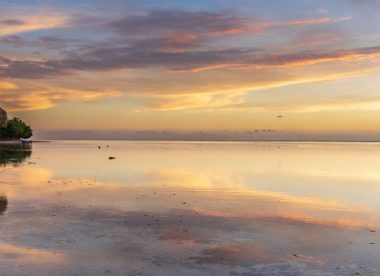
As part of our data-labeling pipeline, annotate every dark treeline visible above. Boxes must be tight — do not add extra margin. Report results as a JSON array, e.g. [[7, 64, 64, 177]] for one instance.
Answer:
[[0, 118, 33, 140]]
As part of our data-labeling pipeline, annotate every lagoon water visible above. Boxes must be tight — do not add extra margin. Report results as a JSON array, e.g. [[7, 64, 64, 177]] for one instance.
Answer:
[[0, 141, 380, 275]]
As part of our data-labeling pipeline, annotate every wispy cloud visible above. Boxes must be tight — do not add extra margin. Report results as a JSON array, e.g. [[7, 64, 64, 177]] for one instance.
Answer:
[[0, 15, 68, 36], [107, 10, 350, 37], [1, 45, 380, 78], [1, 2, 379, 137], [0, 81, 120, 111]]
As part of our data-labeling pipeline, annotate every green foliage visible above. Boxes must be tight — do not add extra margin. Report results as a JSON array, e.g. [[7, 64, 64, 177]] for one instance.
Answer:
[[0, 117, 33, 140]]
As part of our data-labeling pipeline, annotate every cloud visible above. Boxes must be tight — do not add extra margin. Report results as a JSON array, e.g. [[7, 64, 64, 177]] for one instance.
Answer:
[[288, 24, 350, 49], [0, 35, 75, 50], [107, 10, 349, 37], [0, 15, 68, 36], [0, 81, 120, 111], [0, 8, 365, 78], [0, 8, 376, 114], [107, 10, 249, 36], [0, 19, 25, 26], [0, 80, 17, 90], [1, 45, 380, 79], [0, 9, 360, 78], [1, 43, 379, 112], [211, 92, 380, 113]]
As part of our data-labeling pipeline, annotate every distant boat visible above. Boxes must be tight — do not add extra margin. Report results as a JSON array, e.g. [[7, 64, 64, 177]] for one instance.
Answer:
[[20, 138, 32, 144]]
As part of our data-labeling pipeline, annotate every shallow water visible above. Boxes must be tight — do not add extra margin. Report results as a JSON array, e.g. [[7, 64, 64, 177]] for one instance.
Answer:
[[0, 141, 379, 275]]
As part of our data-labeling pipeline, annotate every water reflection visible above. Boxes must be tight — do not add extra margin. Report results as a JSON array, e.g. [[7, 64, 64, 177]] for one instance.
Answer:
[[0, 144, 30, 216], [0, 194, 7, 215], [0, 141, 379, 275], [0, 144, 32, 166]]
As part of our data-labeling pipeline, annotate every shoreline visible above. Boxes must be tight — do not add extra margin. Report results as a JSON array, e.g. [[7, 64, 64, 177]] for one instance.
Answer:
[[35, 139, 380, 143], [0, 140, 20, 145]]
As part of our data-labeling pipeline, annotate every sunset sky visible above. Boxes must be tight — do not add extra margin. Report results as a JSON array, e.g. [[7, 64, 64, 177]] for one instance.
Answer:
[[1, 0, 380, 140]]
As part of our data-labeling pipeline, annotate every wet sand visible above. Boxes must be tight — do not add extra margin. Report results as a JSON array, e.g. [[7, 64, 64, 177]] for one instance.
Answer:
[[0, 141, 379, 275]]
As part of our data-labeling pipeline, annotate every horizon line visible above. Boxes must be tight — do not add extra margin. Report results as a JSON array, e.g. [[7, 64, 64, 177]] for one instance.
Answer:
[[32, 139, 380, 143]]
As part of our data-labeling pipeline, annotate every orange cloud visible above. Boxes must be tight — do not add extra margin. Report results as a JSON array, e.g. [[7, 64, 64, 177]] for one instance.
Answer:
[[0, 81, 17, 90], [209, 16, 351, 36], [161, 32, 200, 52], [140, 68, 377, 111], [167, 33, 198, 44], [0, 81, 121, 111], [0, 15, 68, 36]]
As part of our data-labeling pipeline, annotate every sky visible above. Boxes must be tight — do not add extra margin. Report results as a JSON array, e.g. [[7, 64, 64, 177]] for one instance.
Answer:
[[1, 0, 380, 140]]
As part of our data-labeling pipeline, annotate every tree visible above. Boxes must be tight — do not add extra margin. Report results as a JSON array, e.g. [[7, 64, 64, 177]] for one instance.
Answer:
[[0, 118, 33, 140], [0, 107, 7, 127]]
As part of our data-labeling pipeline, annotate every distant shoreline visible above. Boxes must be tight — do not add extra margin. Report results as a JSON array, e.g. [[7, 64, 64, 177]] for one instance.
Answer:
[[0, 140, 50, 144], [3, 138, 380, 143], [33, 139, 380, 143]]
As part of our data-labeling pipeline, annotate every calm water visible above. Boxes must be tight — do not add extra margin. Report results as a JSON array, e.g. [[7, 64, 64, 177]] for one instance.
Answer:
[[0, 141, 380, 275]]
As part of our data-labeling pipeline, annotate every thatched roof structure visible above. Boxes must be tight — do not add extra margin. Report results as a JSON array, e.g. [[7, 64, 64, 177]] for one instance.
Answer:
[[0, 107, 7, 127]]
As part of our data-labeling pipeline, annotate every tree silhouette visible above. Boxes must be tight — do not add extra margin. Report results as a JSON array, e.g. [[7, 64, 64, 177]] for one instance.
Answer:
[[0, 118, 33, 140]]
